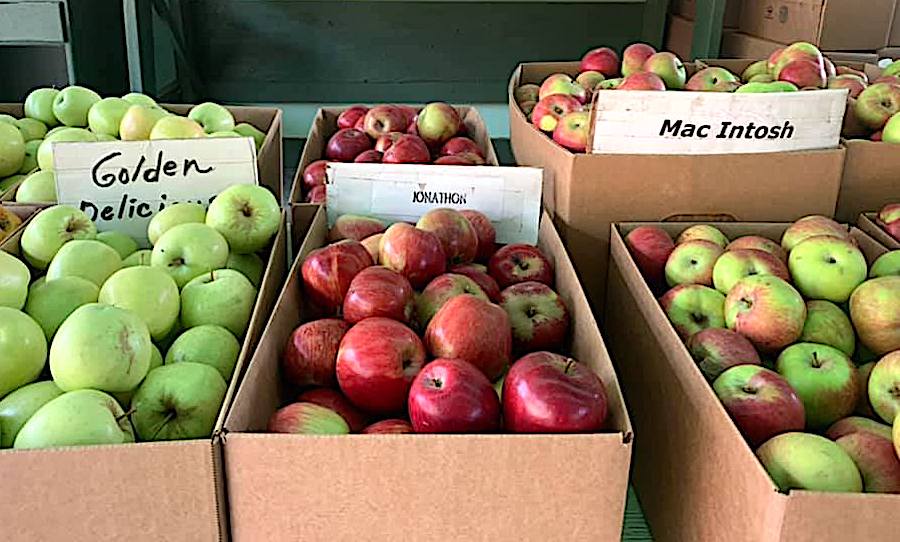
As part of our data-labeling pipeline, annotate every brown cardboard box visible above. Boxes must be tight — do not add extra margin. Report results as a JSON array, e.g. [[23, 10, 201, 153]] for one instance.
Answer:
[[671, 0, 743, 28], [0, 206, 289, 540], [605, 221, 897, 542], [858, 212, 900, 248], [721, 32, 880, 63], [666, 14, 696, 61], [288, 105, 500, 204], [739, 0, 894, 51], [891, 1, 900, 47], [222, 206, 634, 541], [509, 61, 845, 310]]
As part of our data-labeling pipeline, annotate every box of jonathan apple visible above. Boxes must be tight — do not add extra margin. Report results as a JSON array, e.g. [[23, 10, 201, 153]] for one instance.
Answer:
[[604, 218, 899, 541], [221, 202, 633, 541], [0, 186, 289, 540]]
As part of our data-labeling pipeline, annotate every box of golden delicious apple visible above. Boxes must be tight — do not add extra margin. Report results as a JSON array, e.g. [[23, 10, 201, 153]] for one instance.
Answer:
[[0, 185, 288, 539], [604, 218, 899, 541]]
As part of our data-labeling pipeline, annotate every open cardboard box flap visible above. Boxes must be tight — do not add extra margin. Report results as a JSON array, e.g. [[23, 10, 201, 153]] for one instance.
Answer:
[[858, 213, 899, 249], [221, 206, 633, 541]]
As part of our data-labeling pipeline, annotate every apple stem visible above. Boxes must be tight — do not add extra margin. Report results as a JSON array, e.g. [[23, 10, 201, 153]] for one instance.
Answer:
[[117, 407, 136, 421], [150, 411, 177, 440], [564, 358, 576, 375], [811, 352, 822, 368]]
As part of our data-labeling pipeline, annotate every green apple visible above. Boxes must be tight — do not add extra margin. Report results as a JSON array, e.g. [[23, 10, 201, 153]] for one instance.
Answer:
[[130, 362, 226, 441], [741, 60, 770, 83], [14, 169, 56, 203], [96, 230, 138, 259], [24, 275, 98, 339], [658, 284, 726, 340], [748, 74, 775, 83], [52, 85, 101, 127], [776, 342, 858, 429], [99, 266, 179, 341], [95, 133, 116, 142], [37, 127, 97, 171], [0, 122, 26, 177], [180, 269, 256, 338], [14, 389, 134, 449], [188, 102, 235, 133], [87, 97, 132, 137], [14, 118, 47, 141], [757, 432, 862, 492], [206, 184, 280, 254], [725, 275, 806, 352], [20, 204, 97, 269], [18, 139, 41, 174], [165, 324, 240, 380], [850, 276, 899, 356], [798, 300, 855, 356], [207, 130, 241, 138], [0, 380, 62, 447], [870, 251, 900, 278], [151, 223, 229, 288], [734, 81, 798, 93], [50, 303, 151, 392], [868, 351, 900, 424], [883, 60, 900, 78], [788, 236, 867, 303], [0, 115, 14, 124], [147, 202, 205, 245], [226, 252, 265, 287], [122, 249, 152, 267], [148, 116, 205, 140], [0, 250, 29, 309], [24, 88, 60, 127], [234, 122, 266, 150], [111, 343, 163, 408], [0, 174, 23, 193], [46, 239, 122, 287], [122, 92, 159, 108], [119, 105, 168, 141], [0, 307, 47, 398]]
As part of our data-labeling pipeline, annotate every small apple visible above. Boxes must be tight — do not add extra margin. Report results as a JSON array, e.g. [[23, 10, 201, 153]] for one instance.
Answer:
[[798, 300, 856, 356], [788, 236, 866, 303], [343, 265, 415, 324], [181, 269, 257, 338], [45, 239, 121, 287], [776, 342, 858, 429], [381, 134, 431, 164], [781, 215, 849, 251], [52, 85, 101, 127], [302, 240, 373, 312], [500, 281, 569, 354], [20, 204, 96, 269], [575, 71, 605, 94], [713, 365, 805, 446], [488, 244, 553, 289], [724, 275, 806, 352], [148, 202, 206, 245], [416, 102, 462, 147], [741, 60, 770, 83], [379, 223, 445, 289], [687, 328, 761, 381], [625, 225, 675, 292], [36, 127, 97, 171], [659, 284, 726, 340], [415, 272, 487, 329], [409, 358, 501, 433], [325, 128, 372, 162], [643, 52, 686, 89], [151, 223, 230, 288], [99, 266, 180, 341], [0, 307, 47, 398], [757, 432, 862, 492], [24, 276, 98, 339], [165, 324, 240, 381], [282, 318, 349, 388], [581, 47, 620, 77], [855, 83, 900, 130], [267, 402, 349, 435], [188, 102, 235, 133], [14, 118, 47, 142], [14, 389, 134, 449], [531, 94, 582, 133], [416, 208, 478, 265], [363, 105, 408, 140], [664, 240, 724, 287], [206, 184, 280, 254]]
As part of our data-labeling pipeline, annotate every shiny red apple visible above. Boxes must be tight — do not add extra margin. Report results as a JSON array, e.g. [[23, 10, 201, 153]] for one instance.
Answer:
[[459, 209, 497, 261], [450, 263, 501, 302], [282, 318, 349, 388], [325, 128, 372, 162], [500, 281, 570, 353], [301, 240, 373, 312], [337, 106, 369, 130], [382, 134, 431, 164], [379, 222, 446, 288], [408, 358, 501, 433], [342, 266, 415, 324], [488, 243, 554, 288], [416, 208, 478, 265]]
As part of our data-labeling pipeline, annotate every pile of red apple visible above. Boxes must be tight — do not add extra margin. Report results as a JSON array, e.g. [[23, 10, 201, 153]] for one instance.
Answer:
[[268, 208, 609, 434], [300, 103, 488, 203], [625, 217, 900, 493], [876, 203, 900, 242]]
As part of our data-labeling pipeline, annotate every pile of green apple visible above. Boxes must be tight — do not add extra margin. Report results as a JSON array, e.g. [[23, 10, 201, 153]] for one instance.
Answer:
[[625, 216, 900, 493], [0, 183, 279, 449], [0, 85, 267, 204]]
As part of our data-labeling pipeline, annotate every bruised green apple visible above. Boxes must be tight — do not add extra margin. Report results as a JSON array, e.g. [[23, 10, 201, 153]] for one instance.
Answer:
[[24, 275, 98, 339], [96, 230, 138, 259], [757, 432, 862, 492], [99, 266, 180, 341], [0, 307, 47, 398], [0, 380, 62, 447], [0, 250, 29, 309], [180, 269, 257, 338], [147, 202, 206, 245], [165, 324, 240, 381], [205, 184, 280, 254], [46, 239, 122, 287], [14, 389, 134, 449], [150, 223, 229, 288]]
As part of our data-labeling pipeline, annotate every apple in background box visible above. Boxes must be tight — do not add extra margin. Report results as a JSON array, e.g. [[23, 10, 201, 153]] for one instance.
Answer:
[[685, 67, 740, 92], [148, 202, 206, 245], [530, 94, 582, 132], [552, 111, 590, 152], [425, 294, 511, 381], [166, 324, 240, 381], [363, 105, 408, 140], [575, 71, 605, 94], [354, 149, 382, 163], [151, 223, 229, 288], [361, 233, 382, 263], [20, 204, 96, 270], [374, 132, 404, 153], [362, 419, 413, 434], [24, 88, 60, 127], [712, 249, 790, 295], [0, 380, 63, 447], [52, 85, 101, 127], [776, 342, 858, 429], [514, 84, 540, 105], [659, 284, 726, 340], [677, 225, 728, 248], [297, 388, 369, 433], [409, 358, 501, 433], [855, 83, 900, 130], [382, 134, 430, 164], [878, 203, 900, 224], [267, 402, 349, 435], [788, 236, 866, 303], [459, 210, 496, 261], [741, 60, 770, 83], [778, 59, 826, 89], [416, 273, 487, 329], [727, 235, 787, 263], [302, 160, 329, 190], [688, 328, 761, 381], [440, 136, 484, 159], [488, 244, 553, 288], [450, 263, 501, 302], [618, 72, 666, 91], [0, 251, 29, 309], [119, 105, 167, 141], [337, 317, 425, 414], [835, 431, 900, 493], [306, 185, 326, 204], [301, 240, 373, 312], [283, 318, 349, 388], [337, 105, 369, 130], [621, 43, 656, 77], [664, 240, 724, 287], [798, 300, 856, 356], [625, 226, 675, 292], [828, 75, 866, 99], [713, 365, 804, 446], [500, 281, 569, 353], [757, 432, 862, 492], [379, 223, 446, 288], [14, 389, 133, 449], [24, 276, 98, 339], [0, 307, 47, 397], [724, 275, 806, 352], [781, 215, 848, 251], [643, 52, 686, 90], [343, 266, 414, 324], [581, 47, 620, 77], [328, 214, 386, 242], [538, 74, 587, 104], [869, 351, 900, 424], [149, 116, 205, 140], [503, 351, 608, 433], [416, 102, 461, 147], [325, 128, 372, 162]]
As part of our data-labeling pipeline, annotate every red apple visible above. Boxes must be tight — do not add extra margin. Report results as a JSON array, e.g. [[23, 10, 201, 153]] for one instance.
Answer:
[[618, 72, 666, 91], [416, 102, 462, 147], [361, 233, 382, 264], [488, 243, 553, 288], [828, 75, 867, 99], [267, 402, 350, 434], [425, 294, 511, 381], [397, 105, 418, 128], [724, 275, 806, 352], [361, 419, 413, 434], [439, 136, 484, 159], [363, 105, 408, 140], [336, 317, 425, 414], [302, 159, 329, 189], [343, 266, 415, 324], [328, 214, 386, 242], [353, 149, 382, 163], [539, 73, 588, 104], [416, 208, 478, 265], [503, 351, 608, 433], [306, 185, 326, 204], [778, 59, 826, 89], [337, 106, 369, 130], [552, 111, 590, 152], [459, 209, 497, 261], [726, 235, 787, 263], [835, 431, 900, 492], [325, 128, 372, 162], [625, 225, 675, 293], [297, 387, 369, 432], [282, 318, 349, 388], [353, 115, 365, 131], [408, 358, 501, 433], [622, 43, 657, 77], [415, 273, 488, 329], [382, 134, 431, 164], [837, 66, 869, 83], [687, 327, 761, 382], [449, 263, 501, 302], [301, 240, 373, 312], [374, 132, 404, 153], [531, 94, 582, 133], [581, 47, 620, 77], [500, 281, 569, 353], [855, 83, 900, 130], [433, 155, 478, 166], [379, 222, 446, 288]]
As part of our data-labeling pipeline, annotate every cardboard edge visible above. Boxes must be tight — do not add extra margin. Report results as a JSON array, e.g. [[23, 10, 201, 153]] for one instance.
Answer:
[[857, 212, 900, 249]]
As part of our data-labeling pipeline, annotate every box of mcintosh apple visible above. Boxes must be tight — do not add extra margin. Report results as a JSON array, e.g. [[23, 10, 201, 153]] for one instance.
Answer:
[[858, 205, 900, 250], [509, 50, 848, 310], [0, 156, 288, 538], [604, 218, 899, 541], [289, 104, 501, 204], [221, 168, 633, 540]]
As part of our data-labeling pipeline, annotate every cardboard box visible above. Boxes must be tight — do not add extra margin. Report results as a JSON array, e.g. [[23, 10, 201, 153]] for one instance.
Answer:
[[878, 46, 900, 59], [605, 221, 897, 541], [509, 61, 845, 308], [666, 15, 695, 61], [858, 212, 900, 249], [0, 206, 289, 540], [671, 0, 743, 28], [739, 0, 894, 51], [721, 31, 880, 63], [288, 105, 500, 204], [222, 206, 634, 541], [891, 1, 900, 46]]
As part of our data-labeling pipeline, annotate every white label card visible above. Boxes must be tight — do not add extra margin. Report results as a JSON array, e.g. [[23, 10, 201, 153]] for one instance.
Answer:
[[53, 137, 258, 245], [589, 89, 848, 155], [325, 163, 543, 245]]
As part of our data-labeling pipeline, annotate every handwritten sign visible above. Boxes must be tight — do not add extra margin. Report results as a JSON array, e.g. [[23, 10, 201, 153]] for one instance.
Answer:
[[53, 137, 258, 245], [326, 163, 543, 245]]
